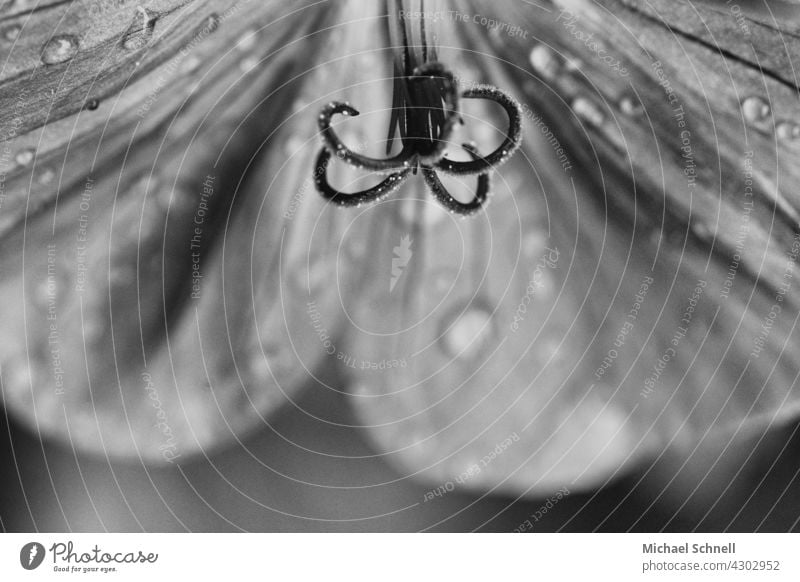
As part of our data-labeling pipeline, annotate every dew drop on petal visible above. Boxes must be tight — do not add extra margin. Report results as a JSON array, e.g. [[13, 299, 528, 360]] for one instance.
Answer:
[[741, 96, 770, 124], [564, 58, 583, 72], [528, 44, 561, 81], [572, 97, 604, 127], [619, 95, 642, 116], [15, 147, 35, 167], [239, 56, 259, 73], [122, 7, 157, 51], [181, 55, 201, 74], [237, 28, 258, 51], [81, 315, 106, 345], [2, 25, 21, 42], [283, 135, 305, 156], [38, 168, 55, 185], [41, 33, 79, 64], [776, 121, 800, 142], [32, 278, 53, 311], [248, 352, 273, 387], [440, 305, 494, 359], [3, 360, 32, 395], [692, 221, 712, 240]]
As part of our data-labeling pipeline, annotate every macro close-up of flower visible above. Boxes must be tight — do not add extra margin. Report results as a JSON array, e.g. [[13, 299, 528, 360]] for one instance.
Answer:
[[2, 0, 800, 534]]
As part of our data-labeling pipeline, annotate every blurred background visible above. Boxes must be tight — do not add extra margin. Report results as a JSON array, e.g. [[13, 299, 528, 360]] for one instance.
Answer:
[[3, 369, 800, 532]]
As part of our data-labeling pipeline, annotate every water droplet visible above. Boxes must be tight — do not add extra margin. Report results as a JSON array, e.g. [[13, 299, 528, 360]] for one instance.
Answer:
[[32, 277, 54, 310], [741, 96, 770, 124], [15, 147, 34, 166], [572, 97, 604, 127], [2, 25, 21, 42], [440, 305, 494, 358], [248, 352, 271, 382], [85, 98, 99, 110], [3, 360, 32, 393], [692, 221, 712, 240], [237, 28, 258, 51], [81, 316, 106, 345], [776, 121, 800, 142], [283, 135, 305, 156], [528, 44, 561, 81], [182, 55, 201, 74], [238, 56, 258, 73], [619, 95, 642, 116], [41, 33, 79, 65], [38, 168, 54, 185], [122, 7, 157, 50]]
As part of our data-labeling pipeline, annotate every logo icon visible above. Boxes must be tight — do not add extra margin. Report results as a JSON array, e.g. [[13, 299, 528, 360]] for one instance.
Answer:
[[390, 235, 413, 293], [20, 542, 45, 570]]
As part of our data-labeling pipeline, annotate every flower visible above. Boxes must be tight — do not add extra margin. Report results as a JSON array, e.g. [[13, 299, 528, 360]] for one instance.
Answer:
[[1, 0, 799, 503], [313, 10, 523, 214]]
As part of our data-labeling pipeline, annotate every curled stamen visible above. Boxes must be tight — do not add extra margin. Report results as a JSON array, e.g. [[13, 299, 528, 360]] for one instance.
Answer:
[[318, 102, 414, 173], [435, 85, 523, 176], [422, 144, 492, 216], [409, 61, 459, 165], [313, 9, 522, 218], [313, 147, 412, 207]]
